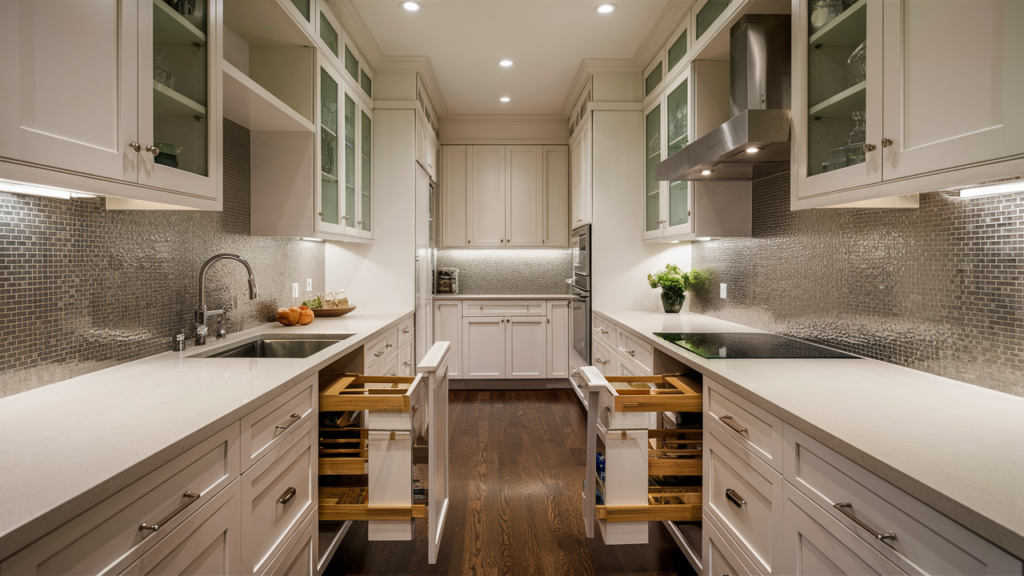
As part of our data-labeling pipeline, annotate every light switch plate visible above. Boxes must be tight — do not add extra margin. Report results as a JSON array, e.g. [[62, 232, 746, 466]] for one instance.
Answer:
[[720, 283, 727, 299], [292, 283, 299, 298], [306, 278, 312, 291]]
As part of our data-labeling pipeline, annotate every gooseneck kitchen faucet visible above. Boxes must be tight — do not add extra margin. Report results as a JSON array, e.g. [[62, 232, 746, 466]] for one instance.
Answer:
[[196, 254, 258, 346]]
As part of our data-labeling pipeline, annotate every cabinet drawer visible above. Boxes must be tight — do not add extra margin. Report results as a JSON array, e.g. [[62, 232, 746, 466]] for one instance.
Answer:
[[593, 315, 616, 348], [617, 330, 653, 373], [592, 338, 617, 376], [396, 316, 413, 350], [784, 425, 1021, 576], [461, 300, 546, 316], [119, 480, 242, 576], [365, 328, 399, 367], [1, 424, 239, 576], [705, 424, 784, 576], [782, 483, 904, 576], [240, 419, 316, 575], [706, 377, 784, 473], [260, 509, 315, 576], [397, 343, 414, 377], [704, 513, 763, 576], [240, 376, 316, 472], [365, 351, 398, 377]]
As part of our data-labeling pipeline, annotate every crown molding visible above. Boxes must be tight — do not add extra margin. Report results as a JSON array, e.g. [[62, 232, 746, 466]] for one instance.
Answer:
[[442, 114, 567, 123], [558, 0, 694, 118]]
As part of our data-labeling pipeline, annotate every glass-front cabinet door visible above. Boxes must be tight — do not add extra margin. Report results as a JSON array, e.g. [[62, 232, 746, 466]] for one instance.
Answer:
[[317, 54, 346, 236], [281, 0, 315, 38], [663, 73, 692, 237], [359, 107, 372, 238], [797, 0, 882, 198], [643, 99, 664, 241], [139, 0, 220, 199]]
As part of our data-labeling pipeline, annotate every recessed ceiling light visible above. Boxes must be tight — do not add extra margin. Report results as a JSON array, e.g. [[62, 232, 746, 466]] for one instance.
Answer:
[[500, 97, 511, 103], [596, 3, 616, 13], [745, 147, 759, 153], [499, 60, 514, 67], [701, 169, 712, 176], [401, 1, 420, 11]]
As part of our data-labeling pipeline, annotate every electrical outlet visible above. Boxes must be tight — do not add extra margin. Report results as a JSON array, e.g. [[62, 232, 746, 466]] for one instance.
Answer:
[[306, 278, 312, 291], [720, 283, 727, 299], [292, 283, 299, 298]]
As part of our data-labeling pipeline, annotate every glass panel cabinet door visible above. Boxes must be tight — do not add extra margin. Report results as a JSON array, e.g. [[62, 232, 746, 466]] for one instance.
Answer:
[[318, 63, 342, 233], [344, 93, 357, 233], [139, 0, 219, 199], [665, 76, 691, 236], [281, 0, 315, 38], [643, 102, 664, 239], [695, 0, 731, 41], [668, 28, 688, 74], [359, 109, 372, 236], [344, 45, 359, 82], [798, 0, 882, 197]]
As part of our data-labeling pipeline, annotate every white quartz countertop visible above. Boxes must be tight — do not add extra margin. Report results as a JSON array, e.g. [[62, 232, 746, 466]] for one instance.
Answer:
[[0, 309, 412, 560], [596, 309, 1024, 559], [433, 294, 573, 300]]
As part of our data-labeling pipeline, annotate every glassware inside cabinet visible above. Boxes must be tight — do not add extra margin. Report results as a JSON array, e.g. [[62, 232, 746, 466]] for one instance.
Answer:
[[806, 0, 868, 177], [645, 105, 661, 233], [320, 68, 340, 226], [152, 0, 208, 177]]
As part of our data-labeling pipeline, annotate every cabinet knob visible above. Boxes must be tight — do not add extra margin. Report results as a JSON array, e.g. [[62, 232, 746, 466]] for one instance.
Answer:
[[657, 219, 666, 225], [145, 144, 160, 156], [863, 143, 877, 152], [881, 137, 894, 148], [129, 142, 141, 152], [318, 212, 323, 217]]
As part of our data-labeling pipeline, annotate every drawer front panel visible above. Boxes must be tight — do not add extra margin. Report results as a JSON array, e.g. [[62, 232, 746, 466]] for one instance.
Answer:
[[592, 339, 617, 376], [617, 330, 652, 373], [784, 425, 1021, 576], [782, 483, 904, 576], [706, 378, 783, 473], [592, 315, 616, 348], [461, 300, 546, 316], [397, 317, 414, 349], [260, 509, 315, 576], [706, 424, 784, 575], [705, 513, 763, 576], [1, 424, 239, 576], [365, 328, 398, 366], [398, 343, 414, 377], [366, 351, 398, 377], [241, 419, 316, 575], [240, 377, 316, 472]]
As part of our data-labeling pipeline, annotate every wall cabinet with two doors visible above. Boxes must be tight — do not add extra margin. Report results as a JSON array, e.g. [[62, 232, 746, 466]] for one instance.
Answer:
[[231, 0, 375, 242], [792, 0, 1024, 209], [0, 0, 222, 209], [442, 145, 569, 248]]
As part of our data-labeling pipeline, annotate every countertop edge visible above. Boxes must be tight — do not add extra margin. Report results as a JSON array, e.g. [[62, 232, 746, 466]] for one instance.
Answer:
[[0, 310, 413, 560], [594, 309, 1024, 560], [432, 294, 573, 300]]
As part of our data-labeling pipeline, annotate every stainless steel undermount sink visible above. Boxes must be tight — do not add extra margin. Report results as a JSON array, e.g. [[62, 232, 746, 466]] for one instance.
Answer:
[[191, 334, 354, 359]]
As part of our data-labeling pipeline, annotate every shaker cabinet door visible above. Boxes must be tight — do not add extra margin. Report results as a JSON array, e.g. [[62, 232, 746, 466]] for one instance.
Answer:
[[462, 316, 506, 379], [467, 145, 506, 247]]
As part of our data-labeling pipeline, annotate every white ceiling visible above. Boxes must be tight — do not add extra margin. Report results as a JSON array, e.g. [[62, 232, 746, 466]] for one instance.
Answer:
[[351, 0, 673, 116]]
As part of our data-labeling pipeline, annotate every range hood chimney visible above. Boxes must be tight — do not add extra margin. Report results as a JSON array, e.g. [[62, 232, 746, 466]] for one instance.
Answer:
[[656, 14, 791, 182]]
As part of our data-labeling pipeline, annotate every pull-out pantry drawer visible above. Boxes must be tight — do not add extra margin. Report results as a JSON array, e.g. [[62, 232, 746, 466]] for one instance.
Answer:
[[1, 423, 240, 575], [705, 377, 783, 473], [240, 418, 316, 575], [784, 425, 1022, 576], [705, 423, 784, 576], [239, 375, 316, 472], [461, 300, 546, 317]]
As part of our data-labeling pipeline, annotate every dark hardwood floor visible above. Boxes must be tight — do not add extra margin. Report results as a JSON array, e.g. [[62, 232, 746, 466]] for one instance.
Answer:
[[327, 390, 696, 576]]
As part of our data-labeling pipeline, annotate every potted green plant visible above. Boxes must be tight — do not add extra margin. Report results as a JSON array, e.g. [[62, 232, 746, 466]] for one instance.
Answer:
[[647, 265, 710, 313]]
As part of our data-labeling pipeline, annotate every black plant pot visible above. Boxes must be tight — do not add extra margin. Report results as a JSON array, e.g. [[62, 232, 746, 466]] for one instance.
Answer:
[[661, 290, 685, 313]]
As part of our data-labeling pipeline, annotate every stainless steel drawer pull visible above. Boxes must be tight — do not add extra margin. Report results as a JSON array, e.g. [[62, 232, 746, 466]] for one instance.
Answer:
[[402, 327, 410, 334], [595, 357, 608, 364], [833, 502, 896, 541], [719, 415, 748, 436], [278, 487, 297, 505], [725, 488, 746, 508], [275, 413, 302, 431], [623, 348, 635, 357], [140, 491, 200, 532]]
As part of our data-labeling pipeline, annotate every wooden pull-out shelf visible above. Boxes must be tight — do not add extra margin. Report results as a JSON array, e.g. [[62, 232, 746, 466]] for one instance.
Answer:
[[648, 428, 702, 476], [318, 427, 368, 475], [597, 487, 702, 522], [319, 486, 426, 522], [319, 374, 419, 412], [603, 375, 702, 413]]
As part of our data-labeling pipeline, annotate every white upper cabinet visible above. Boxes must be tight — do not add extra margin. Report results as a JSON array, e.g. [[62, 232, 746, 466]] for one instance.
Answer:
[[280, 0, 315, 39], [0, 0, 222, 207], [644, 70, 694, 241], [314, 0, 343, 69], [506, 146, 544, 247], [441, 144, 568, 248], [569, 83, 593, 230], [467, 145, 506, 247], [793, 0, 1024, 208]]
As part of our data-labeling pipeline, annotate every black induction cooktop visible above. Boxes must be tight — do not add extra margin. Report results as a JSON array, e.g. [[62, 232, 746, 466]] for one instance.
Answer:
[[654, 332, 860, 359]]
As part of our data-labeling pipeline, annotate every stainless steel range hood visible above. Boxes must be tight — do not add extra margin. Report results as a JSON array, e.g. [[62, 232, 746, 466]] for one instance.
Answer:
[[656, 14, 792, 182]]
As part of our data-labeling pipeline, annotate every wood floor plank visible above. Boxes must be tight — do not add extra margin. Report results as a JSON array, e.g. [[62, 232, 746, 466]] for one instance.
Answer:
[[327, 390, 695, 576]]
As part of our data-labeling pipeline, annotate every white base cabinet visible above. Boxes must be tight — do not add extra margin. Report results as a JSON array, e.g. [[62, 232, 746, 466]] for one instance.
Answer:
[[433, 301, 462, 379]]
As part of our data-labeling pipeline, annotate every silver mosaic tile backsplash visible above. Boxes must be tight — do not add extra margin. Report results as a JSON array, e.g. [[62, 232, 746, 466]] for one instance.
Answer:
[[690, 171, 1024, 397], [0, 120, 325, 398], [436, 249, 572, 295]]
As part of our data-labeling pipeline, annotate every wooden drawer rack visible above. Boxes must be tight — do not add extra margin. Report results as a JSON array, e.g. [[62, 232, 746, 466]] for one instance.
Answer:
[[318, 373, 422, 522], [603, 374, 702, 413]]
